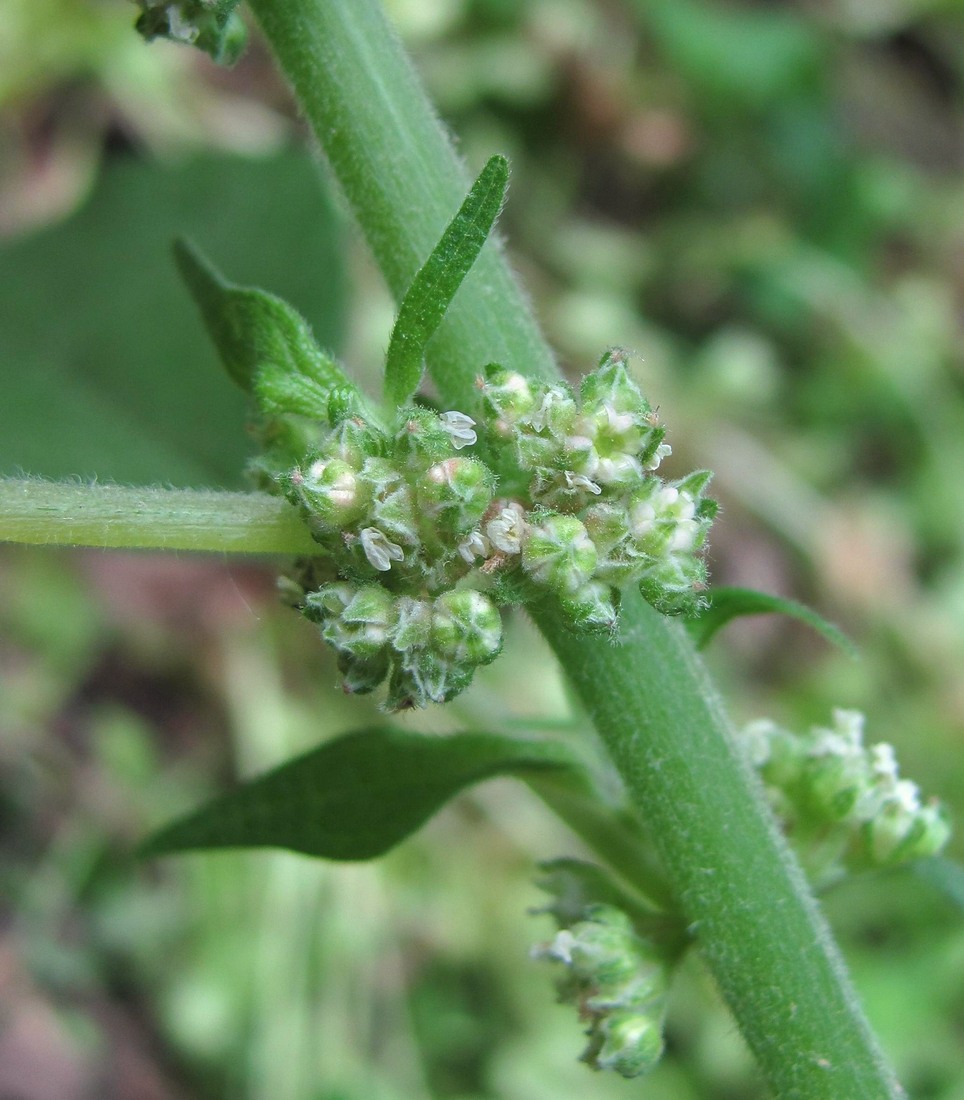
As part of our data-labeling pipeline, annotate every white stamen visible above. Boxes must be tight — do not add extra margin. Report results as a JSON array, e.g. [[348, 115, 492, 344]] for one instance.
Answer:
[[564, 470, 602, 495], [458, 530, 490, 563], [486, 504, 525, 554], [359, 527, 404, 571], [440, 411, 477, 449], [644, 442, 672, 471]]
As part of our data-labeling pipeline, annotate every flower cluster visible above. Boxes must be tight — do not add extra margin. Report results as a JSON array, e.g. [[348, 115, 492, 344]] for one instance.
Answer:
[[478, 348, 716, 618], [277, 350, 715, 707], [134, 0, 247, 64], [531, 865, 669, 1079], [744, 708, 950, 874]]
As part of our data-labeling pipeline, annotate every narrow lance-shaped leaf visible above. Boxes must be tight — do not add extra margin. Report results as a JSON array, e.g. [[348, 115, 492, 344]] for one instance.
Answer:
[[140, 727, 586, 861], [384, 155, 510, 407], [687, 585, 858, 658], [174, 237, 362, 421]]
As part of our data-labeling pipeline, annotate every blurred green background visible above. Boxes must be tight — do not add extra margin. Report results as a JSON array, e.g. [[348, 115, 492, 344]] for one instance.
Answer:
[[2, 0, 963, 1096]]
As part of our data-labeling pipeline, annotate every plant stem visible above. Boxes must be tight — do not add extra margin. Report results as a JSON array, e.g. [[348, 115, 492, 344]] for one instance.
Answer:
[[0, 479, 317, 555], [248, 0, 556, 414], [247, 0, 903, 1094]]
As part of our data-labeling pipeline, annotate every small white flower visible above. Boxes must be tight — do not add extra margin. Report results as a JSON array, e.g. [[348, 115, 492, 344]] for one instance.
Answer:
[[440, 411, 477, 449], [537, 929, 577, 965], [629, 500, 657, 539], [596, 453, 643, 485], [359, 527, 404, 572], [869, 743, 899, 781], [167, 8, 200, 43], [457, 529, 490, 563], [742, 719, 779, 768], [643, 442, 672, 471], [891, 778, 922, 814], [602, 403, 637, 437], [565, 471, 602, 495], [486, 503, 526, 554], [669, 519, 699, 553]]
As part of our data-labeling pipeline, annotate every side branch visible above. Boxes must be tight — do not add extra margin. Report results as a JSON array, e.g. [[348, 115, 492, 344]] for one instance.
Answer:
[[0, 479, 318, 556]]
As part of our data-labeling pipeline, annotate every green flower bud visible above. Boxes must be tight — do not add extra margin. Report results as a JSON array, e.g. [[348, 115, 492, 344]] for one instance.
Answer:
[[522, 513, 597, 595], [594, 452, 645, 490], [560, 582, 619, 633], [392, 407, 456, 469], [575, 404, 645, 464], [416, 457, 495, 536], [638, 555, 709, 617], [580, 349, 647, 416], [284, 457, 366, 529], [513, 385, 578, 470], [592, 1009, 665, 1078], [390, 596, 434, 651], [327, 385, 362, 425], [371, 487, 419, 548], [628, 484, 697, 555], [386, 652, 473, 710], [478, 367, 537, 432], [325, 417, 385, 467], [533, 898, 669, 1080], [337, 649, 390, 695], [801, 713, 870, 823], [306, 583, 396, 659], [432, 590, 503, 665], [530, 467, 603, 512], [303, 581, 355, 622], [523, 386, 577, 435]]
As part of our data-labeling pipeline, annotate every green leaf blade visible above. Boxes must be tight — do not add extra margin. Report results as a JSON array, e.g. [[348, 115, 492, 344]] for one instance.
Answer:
[[688, 585, 858, 658], [384, 155, 510, 407], [141, 727, 581, 861], [174, 238, 360, 420]]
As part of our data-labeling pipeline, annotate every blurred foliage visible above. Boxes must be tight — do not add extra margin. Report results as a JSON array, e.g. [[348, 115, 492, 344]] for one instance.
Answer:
[[0, 152, 345, 486], [2, 0, 964, 1097]]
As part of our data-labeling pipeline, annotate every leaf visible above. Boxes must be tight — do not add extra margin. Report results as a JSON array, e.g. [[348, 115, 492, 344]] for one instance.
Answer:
[[688, 586, 857, 657], [0, 153, 345, 487], [174, 239, 359, 424], [141, 727, 584, 861], [912, 857, 964, 915], [384, 155, 510, 407]]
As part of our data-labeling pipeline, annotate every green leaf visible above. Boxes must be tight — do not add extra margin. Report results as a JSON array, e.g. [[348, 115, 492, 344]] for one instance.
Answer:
[[174, 238, 359, 422], [688, 585, 857, 657], [384, 155, 510, 407], [913, 857, 964, 915], [0, 153, 345, 487], [141, 726, 583, 861]]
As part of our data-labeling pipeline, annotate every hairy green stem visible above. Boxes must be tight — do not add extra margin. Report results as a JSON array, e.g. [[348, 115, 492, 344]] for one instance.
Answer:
[[0, 479, 317, 555], [246, 0, 902, 1094], [248, 0, 555, 414]]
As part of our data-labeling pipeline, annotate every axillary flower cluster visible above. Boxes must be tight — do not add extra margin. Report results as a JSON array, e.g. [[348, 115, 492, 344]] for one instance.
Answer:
[[278, 350, 716, 709], [744, 708, 950, 875]]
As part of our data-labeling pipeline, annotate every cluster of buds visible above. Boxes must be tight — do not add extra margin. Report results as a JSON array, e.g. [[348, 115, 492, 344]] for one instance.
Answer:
[[531, 864, 669, 1078], [134, 0, 247, 64], [276, 351, 715, 707], [479, 349, 716, 617], [744, 709, 950, 874]]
